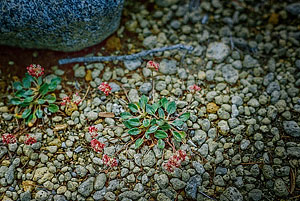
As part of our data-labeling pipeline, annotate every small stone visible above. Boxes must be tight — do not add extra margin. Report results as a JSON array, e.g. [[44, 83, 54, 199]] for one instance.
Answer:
[[142, 151, 156, 167], [283, 121, 300, 137], [287, 147, 300, 157], [274, 178, 289, 197], [35, 190, 49, 201], [124, 60, 141, 71], [192, 161, 205, 175], [170, 178, 186, 190], [93, 188, 106, 201], [207, 102, 219, 113], [2, 113, 12, 121], [185, 175, 202, 199], [220, 187, 243, 201], [159, 59, 177, 75], [286, 3, 300, 15], [139, 82, 152, 94], [157, 193, 172, 201], [248, 189, 262, 201], [206, 42, 230, 63], [78, 177, 95, 197], [86, 111, 98, 121], [74, 66, 86, 78], [94, 173, 106, 190], [143, 36, 157, 49], [222, 64, 239, 84], [128, 89, 140, 103], [243, 55, 258, 68], [85, 70, 92, 81], [232, 96, 243, 106]]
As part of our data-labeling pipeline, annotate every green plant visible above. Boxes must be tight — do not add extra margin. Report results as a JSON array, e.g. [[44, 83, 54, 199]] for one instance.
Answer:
[[121, 95, 190, 149], [10, 64, 61, 125]]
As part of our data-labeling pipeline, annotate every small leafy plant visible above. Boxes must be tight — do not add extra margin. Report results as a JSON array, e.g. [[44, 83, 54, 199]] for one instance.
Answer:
[[10, 64, 61, 125], [121, 95, 190, 149]]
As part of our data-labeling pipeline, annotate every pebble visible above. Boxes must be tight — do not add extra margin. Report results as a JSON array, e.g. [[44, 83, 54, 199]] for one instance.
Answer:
[[74, 66, 86, 78], [159, 59, 177, 75], [222, 64, 239, 84], [139, 82, 152, 94], [283, 121, 300, 137], [124, 60, 141, 71], [243, 55, 258, 68], [86, 111, 98, 121], [206, 42, 230, 63], [78, 177, 95, 197]]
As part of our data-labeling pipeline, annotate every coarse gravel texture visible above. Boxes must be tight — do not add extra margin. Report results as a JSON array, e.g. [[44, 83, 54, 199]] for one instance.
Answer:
[[1, 0, 300, 201]]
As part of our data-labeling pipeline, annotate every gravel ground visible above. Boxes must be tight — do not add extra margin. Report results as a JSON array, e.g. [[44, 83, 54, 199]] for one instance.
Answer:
[[1, 0, 300, 201]]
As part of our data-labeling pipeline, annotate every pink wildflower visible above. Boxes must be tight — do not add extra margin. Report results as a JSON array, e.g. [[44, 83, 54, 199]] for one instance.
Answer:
[[73, 93, 82, 105], [24, 134, 37, 145], [91, 139, 105, 153], [188, 84, 201, 92], [146, 61, 159, 71], [163, 150, 187, 172], [26, 64, 44, 78], [102, 154, 118, 167], [98, 82, 112, 96], [89, 126, 98, 138], [2, 134, 16, 144], [61, 96, 70, 106]]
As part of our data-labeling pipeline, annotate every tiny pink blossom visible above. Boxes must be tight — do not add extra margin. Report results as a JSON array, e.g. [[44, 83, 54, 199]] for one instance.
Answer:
[[102, 154, 118, 167], [24, 134, 37, 145], [61, 96, 70, 106], [146, 61, 159, 71], [73, 93, 82, 105], [27, 64, 44, 78], [163, 150, 187, 172], [2, 134, 16, 144], [89, 126, 98, 138], [188, 84, 201, 92], [91, 139, 105, 153], [98, 82, 112, 96]]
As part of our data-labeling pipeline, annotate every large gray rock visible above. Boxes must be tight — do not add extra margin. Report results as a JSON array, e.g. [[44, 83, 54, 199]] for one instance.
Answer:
[[0, 0, 124, 51]]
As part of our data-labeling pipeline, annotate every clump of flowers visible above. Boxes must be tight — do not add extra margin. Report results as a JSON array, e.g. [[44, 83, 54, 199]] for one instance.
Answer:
[[2, 134, 16, 144], [98, 82, 112, 96], [88, 126, 99, 138], [146, 60, 159, 71], [10, 64, 61, 125], [88, 126, 105, 153], [163, 150, 187, 172], [24, 134, 37, 145], [61, 93, 82, 106], [26, 64, 44, 78], [91, 139, 105, 153], [188, 84, 201, 93], [102, 154, 118, 167]]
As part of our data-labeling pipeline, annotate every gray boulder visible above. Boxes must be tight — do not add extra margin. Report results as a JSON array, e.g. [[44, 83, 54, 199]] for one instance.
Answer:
[[0, 0, 124, 51]]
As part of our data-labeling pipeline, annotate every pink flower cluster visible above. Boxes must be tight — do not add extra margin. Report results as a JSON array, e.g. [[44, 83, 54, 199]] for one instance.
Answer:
[[91, 139, 105, 153], [24, 134, 37, 145], [88, 126, 105, 153], [98, 82, 112, 96], [188, 84, 201, 93], [102, 154, 118, 167], [146, 61, 159, 71], [163, 150, 187, 172], [27, 64, 44, 78], [2, 134, 16, 144], [88, 126, 98, 138], [61, 93, 82, 106]]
